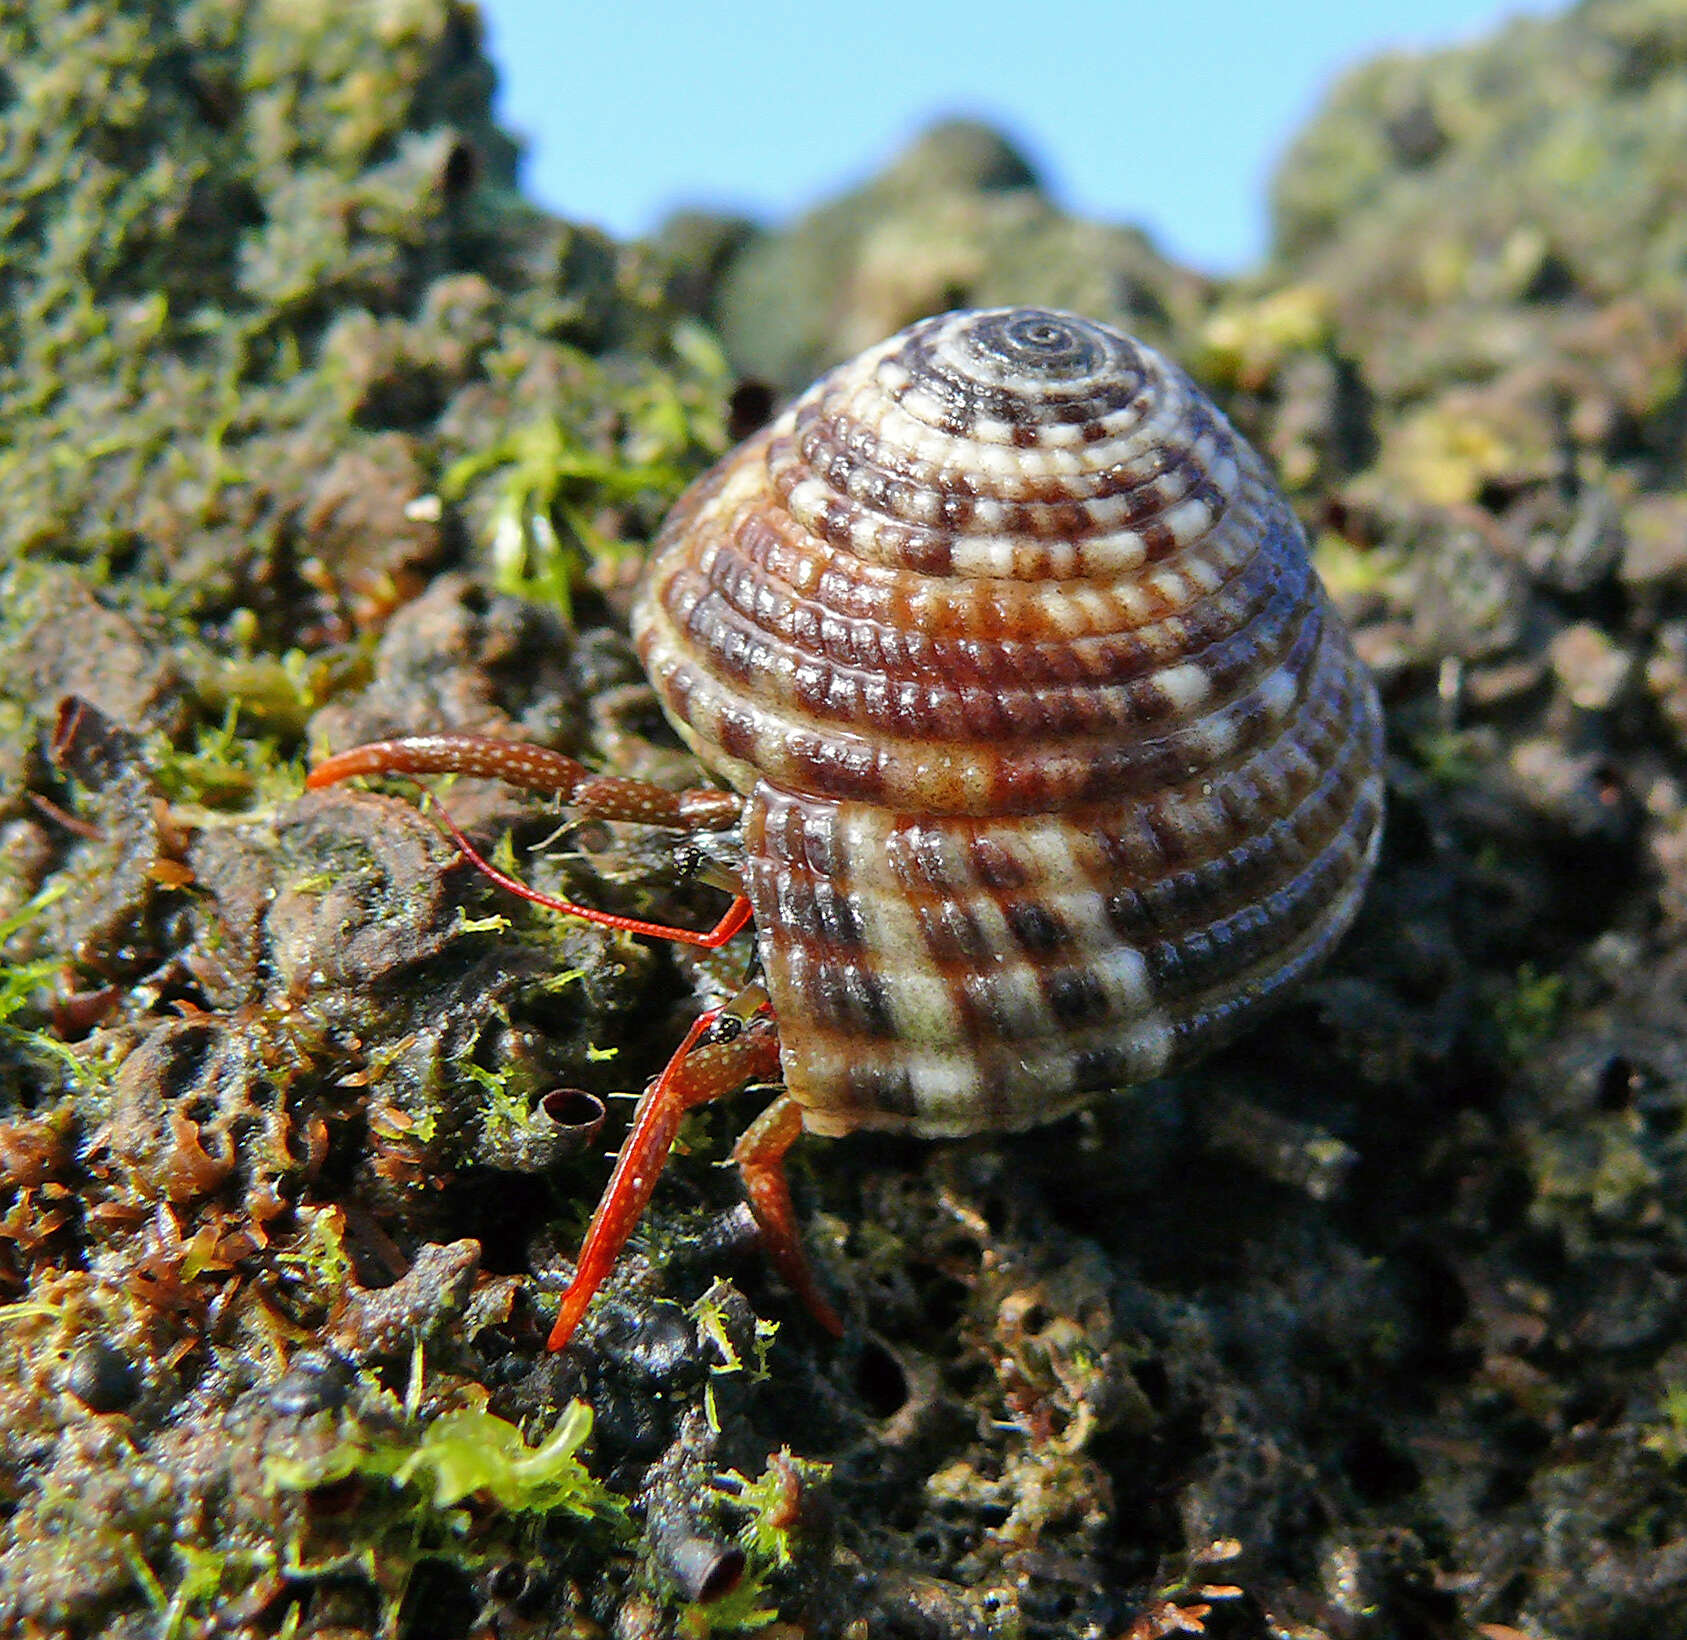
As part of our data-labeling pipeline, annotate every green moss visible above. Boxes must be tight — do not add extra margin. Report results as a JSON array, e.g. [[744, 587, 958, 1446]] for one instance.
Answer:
[[1312, 532, 1403, 601], [1527, 1116, 1661, 1232], [0, 884, 82, 1096], [195, 640, 375, 738], [258, 1394, 628, 1632], [1271, 0, 1687, 328], [451, 909, 512, 937], [142, 701, 304, 814], [1196, 284, 1335, 390], [403, 1404, 620, 1517], [272, 1203, 355, 1308], [1407, 726, 1491, 786], [723, 1449, 829, 1567], [268, 1399, 623, 1522], [1494, 962, 1568, 1061], [676, 1572, 777, 1636], [158, 1542, 269, 1640], [441, 319, 729, 620], [692, 1281, 779, 1384], [264, 1394, 629, 1604], [458, 1034, 539, 1144], [1643, 1382, 1687, 1466]]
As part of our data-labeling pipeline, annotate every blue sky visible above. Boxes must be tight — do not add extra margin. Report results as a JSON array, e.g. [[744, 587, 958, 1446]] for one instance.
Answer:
[[478, 1, 1556, 275]]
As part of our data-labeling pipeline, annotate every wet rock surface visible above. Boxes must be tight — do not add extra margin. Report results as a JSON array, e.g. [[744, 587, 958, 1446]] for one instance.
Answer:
[[4, 1, 1687, 1636]]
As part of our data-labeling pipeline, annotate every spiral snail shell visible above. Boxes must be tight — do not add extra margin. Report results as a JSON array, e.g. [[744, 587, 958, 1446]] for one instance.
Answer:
[[633, 306, 1385, 1139]]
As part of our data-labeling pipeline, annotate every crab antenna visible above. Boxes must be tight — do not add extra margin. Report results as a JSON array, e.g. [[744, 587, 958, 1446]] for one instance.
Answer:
[[308, 733, 751, 947]]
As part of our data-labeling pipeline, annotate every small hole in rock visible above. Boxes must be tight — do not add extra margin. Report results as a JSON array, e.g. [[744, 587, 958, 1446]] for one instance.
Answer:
[[1345, 1423, 1421, 1503], [400, 1558, 480, 1640], [1597, 1055, 1636, 1110], [854, 1339, 910, 1419], [540, 1087, 607, 1136], [487, 1560, 532, 1602], [1133, 1356, 1171, 1411]]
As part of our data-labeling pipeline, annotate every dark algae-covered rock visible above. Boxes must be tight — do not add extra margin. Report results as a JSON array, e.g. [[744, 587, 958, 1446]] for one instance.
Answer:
[[6, 0, 1687, 1636], [0, 0, 724, 632]]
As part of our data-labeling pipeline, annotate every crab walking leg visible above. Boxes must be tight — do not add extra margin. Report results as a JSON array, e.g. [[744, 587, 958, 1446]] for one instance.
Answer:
[[733, 1093, 845, 1339], [548, 1005, 786, 1350], [308, 734, 741, 830]]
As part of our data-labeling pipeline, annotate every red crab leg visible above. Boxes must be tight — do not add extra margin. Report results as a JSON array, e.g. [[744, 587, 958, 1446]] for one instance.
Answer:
[[307, 733, 750, 947], [549, 1001, 841, 1350], [308, 735, 741, 829], [733, 1093, 844, 1340]]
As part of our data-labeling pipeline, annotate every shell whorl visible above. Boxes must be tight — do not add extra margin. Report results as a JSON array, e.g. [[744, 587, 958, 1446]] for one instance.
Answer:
[[634, 308, 1384, 1138]]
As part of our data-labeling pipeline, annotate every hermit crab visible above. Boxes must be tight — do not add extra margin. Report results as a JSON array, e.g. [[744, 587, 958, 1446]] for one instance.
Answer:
[[309, 307, 1385, 1347]]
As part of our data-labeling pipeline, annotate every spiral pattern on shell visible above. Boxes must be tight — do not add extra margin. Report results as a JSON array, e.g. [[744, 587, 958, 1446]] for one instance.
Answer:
[[633, 308, 1384, 1138]]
